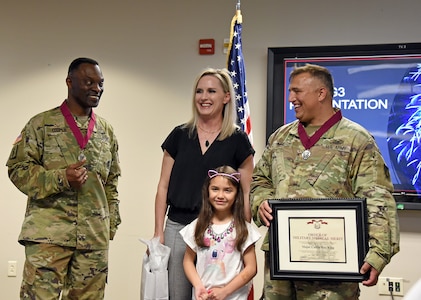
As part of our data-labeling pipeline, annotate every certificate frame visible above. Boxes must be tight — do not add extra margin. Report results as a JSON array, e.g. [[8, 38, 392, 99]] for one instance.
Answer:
[[268, 198, 368, 281]]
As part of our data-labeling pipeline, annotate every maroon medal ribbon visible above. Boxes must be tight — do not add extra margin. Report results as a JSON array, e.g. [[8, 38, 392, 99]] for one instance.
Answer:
[[297, 110, 342, 159], [60, 100, 96, 152]]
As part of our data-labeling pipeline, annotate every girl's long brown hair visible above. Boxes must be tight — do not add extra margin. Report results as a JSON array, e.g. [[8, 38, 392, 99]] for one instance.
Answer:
[[194, 166, 248, 252]]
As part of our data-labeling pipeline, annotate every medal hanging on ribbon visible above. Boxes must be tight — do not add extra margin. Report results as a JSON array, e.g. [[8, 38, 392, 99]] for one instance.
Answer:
[[298, 110, 342, 160], [302, 149, 311, 160], [60, 101, 96, 161], [78, 151, 86, 161]]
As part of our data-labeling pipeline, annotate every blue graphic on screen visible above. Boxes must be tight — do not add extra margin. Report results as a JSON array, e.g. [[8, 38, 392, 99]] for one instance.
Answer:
[[387, 65, 421, 193], [284, 57, 421, 194]]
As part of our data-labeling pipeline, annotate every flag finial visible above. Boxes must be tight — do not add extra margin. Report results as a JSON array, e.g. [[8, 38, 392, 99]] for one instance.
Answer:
[[235, 0, 242, 24]]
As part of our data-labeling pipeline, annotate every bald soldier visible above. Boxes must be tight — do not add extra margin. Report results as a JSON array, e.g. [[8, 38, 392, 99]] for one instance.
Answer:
[[251, 64, 399, 300], [6, 57, 121, 300]]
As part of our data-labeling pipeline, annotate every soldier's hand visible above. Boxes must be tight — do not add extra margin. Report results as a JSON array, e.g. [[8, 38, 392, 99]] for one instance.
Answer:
[[361, 262, 379, 286], [66, 159, 88, 190], [259, 200, 273, 227]]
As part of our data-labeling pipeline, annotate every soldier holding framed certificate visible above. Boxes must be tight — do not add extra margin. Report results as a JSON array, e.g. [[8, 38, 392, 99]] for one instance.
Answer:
[[251, 64, 400, 300]]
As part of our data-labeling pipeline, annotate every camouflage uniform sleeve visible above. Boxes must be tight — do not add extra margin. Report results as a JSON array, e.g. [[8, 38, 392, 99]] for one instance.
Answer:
[[105, 132, 121, 240], [6, 121, 70, 199], [352, 139, 400, 273], [250, 136, 276, 228]]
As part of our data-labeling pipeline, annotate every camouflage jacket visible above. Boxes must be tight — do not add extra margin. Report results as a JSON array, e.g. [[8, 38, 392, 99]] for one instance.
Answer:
[[251, 115, 400, 273], [6, 105, 121, 250]]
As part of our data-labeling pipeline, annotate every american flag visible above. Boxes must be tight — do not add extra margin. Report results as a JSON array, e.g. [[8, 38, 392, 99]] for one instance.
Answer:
[[227, 10, 253, 144]]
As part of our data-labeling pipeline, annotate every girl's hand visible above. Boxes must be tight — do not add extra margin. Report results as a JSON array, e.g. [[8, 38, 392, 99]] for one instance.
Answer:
[[198, 291, 209, 300], [208, 287, 229, 300], [194, 286, 208, 300]]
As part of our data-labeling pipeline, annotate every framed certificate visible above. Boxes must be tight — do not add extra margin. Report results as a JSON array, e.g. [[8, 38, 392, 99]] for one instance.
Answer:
[[268, 198, 368, 281]]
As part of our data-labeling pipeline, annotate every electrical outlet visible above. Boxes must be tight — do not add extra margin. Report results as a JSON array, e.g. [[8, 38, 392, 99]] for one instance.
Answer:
[[378, 277, 404, 296], [7, 261, 17, 277]]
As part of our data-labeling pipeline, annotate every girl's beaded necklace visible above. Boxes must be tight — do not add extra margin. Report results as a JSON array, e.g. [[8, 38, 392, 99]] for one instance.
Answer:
[[206, 220, 234, 242]]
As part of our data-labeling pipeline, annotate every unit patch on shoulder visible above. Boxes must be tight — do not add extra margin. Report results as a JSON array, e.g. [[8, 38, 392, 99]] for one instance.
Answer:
[[13, 133, 22, 145]]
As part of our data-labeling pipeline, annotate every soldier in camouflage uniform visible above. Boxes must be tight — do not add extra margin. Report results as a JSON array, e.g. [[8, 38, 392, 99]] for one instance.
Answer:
[[251, 64, 399, 300], [6, 57, 121, 300]]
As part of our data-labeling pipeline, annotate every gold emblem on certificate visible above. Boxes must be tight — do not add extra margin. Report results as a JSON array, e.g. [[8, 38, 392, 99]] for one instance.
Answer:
[[302, 149, 311, 160]]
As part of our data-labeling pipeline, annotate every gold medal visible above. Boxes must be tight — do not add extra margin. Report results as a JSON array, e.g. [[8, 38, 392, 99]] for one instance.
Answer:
[[302, 149, 311, 160]]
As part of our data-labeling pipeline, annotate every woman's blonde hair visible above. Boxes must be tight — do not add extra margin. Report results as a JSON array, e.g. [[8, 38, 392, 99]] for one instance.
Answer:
[[184, 68, 238, 140]]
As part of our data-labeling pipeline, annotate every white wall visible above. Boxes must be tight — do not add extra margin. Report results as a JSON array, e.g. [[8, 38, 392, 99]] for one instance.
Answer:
[[1, 1, 420, 299]]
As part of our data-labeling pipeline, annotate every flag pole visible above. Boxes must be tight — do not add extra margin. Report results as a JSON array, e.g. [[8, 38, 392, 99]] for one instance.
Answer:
[[227, 0, 253, 145], [226, 1, 241, 66]]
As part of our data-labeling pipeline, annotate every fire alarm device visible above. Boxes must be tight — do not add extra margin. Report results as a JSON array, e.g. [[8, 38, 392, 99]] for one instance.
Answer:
[[199, 39, 215, 55]]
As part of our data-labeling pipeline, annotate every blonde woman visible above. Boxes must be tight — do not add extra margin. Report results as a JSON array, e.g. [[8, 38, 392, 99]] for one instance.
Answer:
[[153, 68, 254, 299]]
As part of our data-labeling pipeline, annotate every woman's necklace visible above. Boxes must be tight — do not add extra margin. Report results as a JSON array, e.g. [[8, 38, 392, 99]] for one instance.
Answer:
[[197, 125, 221, 148], [206, 220, 234, 242]]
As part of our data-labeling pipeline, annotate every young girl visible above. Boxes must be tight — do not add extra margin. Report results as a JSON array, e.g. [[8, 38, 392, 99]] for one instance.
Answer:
[[180, 166, 261, 300]]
